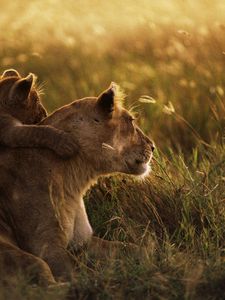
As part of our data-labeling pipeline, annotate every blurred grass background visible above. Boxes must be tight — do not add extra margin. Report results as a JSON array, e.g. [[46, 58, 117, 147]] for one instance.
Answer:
[[0, 0, 225, 299]]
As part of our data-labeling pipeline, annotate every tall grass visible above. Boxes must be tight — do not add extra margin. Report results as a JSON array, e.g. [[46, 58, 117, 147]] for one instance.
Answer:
[[0, 0, 225, 299]]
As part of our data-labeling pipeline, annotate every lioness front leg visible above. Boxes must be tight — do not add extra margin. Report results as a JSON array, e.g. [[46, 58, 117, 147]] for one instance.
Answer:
[[70, 201, 138, 257], [30, 231, 75, 282], [71, 201, 93, 250], [86, 236, 142, 259]]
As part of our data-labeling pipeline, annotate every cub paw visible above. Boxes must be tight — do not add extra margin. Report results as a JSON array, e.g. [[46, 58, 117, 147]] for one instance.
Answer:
[[54, 133, 78, 158]]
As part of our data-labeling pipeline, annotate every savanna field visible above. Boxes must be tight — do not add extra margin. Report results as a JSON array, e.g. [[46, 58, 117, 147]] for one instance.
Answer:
[[0, 0, 225, 299]]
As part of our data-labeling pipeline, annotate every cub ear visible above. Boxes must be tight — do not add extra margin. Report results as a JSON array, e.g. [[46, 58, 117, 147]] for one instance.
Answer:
[[97, 83, 116, 114], [9, 73, 35, 104], [1, 68, 20, 79]]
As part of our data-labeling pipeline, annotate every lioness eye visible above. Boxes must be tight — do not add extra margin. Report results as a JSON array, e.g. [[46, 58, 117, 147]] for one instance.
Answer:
[[94, 118, 100, 123]]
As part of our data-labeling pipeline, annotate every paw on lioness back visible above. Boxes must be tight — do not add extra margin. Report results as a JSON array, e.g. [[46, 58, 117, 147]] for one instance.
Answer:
[[0, 69, 78, 158]]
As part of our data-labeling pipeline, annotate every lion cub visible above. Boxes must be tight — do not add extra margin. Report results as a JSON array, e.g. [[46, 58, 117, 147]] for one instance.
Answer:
[[0, 69, 78, 157]]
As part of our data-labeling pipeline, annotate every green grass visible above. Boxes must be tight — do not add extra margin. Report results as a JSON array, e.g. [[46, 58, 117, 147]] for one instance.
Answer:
[[0, 0, 225, 299]]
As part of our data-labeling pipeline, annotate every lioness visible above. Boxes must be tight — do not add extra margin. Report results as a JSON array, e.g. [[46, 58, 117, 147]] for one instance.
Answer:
[[0, 69, 77, 157], [0, 83, 154, 285]]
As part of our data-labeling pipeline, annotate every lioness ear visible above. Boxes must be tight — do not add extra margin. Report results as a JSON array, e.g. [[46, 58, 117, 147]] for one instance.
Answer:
[[1, 68, 20, 79], [97, 83, 115, 114], [9, 73, 35, 104]]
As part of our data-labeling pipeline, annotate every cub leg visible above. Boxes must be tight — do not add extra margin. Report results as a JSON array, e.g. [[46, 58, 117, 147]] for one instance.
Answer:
[[0, 114, 78, 158], [0, 239, 56, 286]]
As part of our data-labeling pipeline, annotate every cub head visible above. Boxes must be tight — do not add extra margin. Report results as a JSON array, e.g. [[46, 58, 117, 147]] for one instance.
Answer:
[[0, 69, 47, 124], [45, 83, 155, 176]]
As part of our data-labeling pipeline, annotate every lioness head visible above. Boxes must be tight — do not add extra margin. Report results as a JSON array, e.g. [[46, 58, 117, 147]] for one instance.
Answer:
[[0, 69, 47, 124], [45, 83, 154, 176]]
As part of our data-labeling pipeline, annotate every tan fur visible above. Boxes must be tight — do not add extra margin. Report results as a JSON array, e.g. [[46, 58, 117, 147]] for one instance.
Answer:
[[0, 69, 78, 157], [0, 83, 154, 285]]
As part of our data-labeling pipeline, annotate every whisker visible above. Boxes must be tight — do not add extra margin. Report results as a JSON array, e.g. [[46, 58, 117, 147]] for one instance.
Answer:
[[102, 143, 115, 151], [35, 80, 47, 96]]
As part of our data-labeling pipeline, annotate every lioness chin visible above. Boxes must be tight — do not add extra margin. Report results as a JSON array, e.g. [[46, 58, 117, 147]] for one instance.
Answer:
[[0, 83, 154, 285]]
